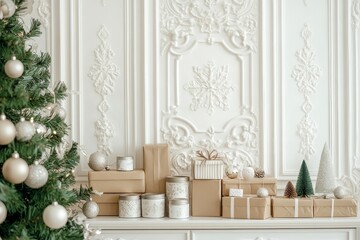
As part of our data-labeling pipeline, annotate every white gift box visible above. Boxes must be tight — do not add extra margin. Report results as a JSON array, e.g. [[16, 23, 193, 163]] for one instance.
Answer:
[[193, 160, 224, 179], [229, 188, 243, 197]]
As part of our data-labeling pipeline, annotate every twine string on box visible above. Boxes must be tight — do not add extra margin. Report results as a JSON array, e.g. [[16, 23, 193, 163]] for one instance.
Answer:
[[195, 149, 223, 166]]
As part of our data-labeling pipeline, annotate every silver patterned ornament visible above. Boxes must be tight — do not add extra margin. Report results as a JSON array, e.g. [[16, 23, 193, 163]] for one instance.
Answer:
[[25, 161, 48, 189], [0, 200, 7, 224], [333, 186, 346, 199], [0, 0, 16, 19], [43, 202, 68, 229], [4, 56, 24, 78], [52, 105, 66, 119], [257, 187, 269, 198], [82, 199, 99, 218], [225, 165, 239, 179], [34, 122, 47, 135], [16, 117, 35, 141], [88, 151, 107, 171], [0, 114, 16, 145], [2, 152, 29, 184]]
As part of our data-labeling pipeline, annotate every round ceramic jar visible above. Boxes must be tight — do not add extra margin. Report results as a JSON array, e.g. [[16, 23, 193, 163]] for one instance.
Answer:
[[166, 176, 189, 200], [118, 194, 141, 218], [116, 156, 134, 171], [141, 193, 165, 218], [169, 198, 189, 219]]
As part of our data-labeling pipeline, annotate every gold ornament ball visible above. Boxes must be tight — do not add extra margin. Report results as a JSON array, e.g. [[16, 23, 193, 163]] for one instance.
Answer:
[[43, 202, 68, 229], [25, 161, 48, 189], [0, 200, 7, 224], [0, 0, 16, 18], [2, 152, 29, 184], [333, 186, 346, 199], [242, 167, 255, 180], [257, 187, 269, 198], [88, 151, 107, 171], [0, 114, 16, 145], [4, 56, 24, 78], [16, 117, 35, 142], [225, 166, 239, 179], [83, 199, 99, 218]]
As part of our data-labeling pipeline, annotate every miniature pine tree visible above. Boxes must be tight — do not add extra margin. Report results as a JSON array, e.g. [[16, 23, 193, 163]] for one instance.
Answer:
[[284, 181, 297, 198], [296, 160, 314, 197], [315, 143, 336, 194], [0, 1, 91, 238]]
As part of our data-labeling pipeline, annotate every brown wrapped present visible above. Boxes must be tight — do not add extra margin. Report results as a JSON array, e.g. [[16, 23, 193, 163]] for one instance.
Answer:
[[92, 194, 119, 216], [272, 197, 313, 218], [314, 198, 358, 217], [88, 170, 145, 193], [143, 144, 170, 193], [222, 178, 277, 196], [222, 196, 271, 219], [191, 179, 222, 217]]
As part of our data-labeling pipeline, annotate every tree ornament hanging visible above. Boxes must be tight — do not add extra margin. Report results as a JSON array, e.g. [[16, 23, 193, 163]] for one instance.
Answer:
[[25, 161, 48, 189], [284, 181, 297, 198], [52, 105, 66, 119], [295, 160, 314, 197], [88, 151, 107, 171], [82, 198, 99, 218], [0, 114, 16, 145], [0, 200, 7, 224], [15, 117, 35, 141], [4, 56, 24, 78], [34, 122, 47, 135], [42, 202, 68, 229], [2, 152, 29, 184], [254, 167, 265, 178], [0, 0, 16, 19], [242, 167, 255, 180]]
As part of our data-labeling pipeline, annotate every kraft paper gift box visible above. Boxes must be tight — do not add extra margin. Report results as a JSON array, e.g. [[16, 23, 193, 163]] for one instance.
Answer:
[[191, 179, 222, 217], [88, 170, 145, 193], [193, 160, 224, 179], [143, 144, 170, 193], [92, 194, 119, 216], [272, 197, 313, 218], [222, 196, 271, 219], [222, 178, 277, 196], [313, 198, 358, 217]]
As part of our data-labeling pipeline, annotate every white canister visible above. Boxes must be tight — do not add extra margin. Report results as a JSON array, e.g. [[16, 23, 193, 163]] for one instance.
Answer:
[[166, 176, 189, 200], [117, 156, 134, 171], [141, 193, 165, 218], [169, 198, 189, 219], [118, 194, 140, 218]]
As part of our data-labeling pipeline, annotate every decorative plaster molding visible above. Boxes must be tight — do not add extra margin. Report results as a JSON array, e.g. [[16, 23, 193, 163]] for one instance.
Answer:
[[340, 166, 360, 210], [161, 106, 258, 175], [353, 0, 360, 29], [291, 24, 321, 161], [184, 61, 235, 115], [160, 0, 257, 55], [88, 26, 120, 156], [38, 0, 50, 28], [18, 0, 34, 15]]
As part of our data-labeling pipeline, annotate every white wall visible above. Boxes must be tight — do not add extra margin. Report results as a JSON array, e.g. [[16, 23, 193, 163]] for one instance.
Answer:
[[25, 0, 360, 195]]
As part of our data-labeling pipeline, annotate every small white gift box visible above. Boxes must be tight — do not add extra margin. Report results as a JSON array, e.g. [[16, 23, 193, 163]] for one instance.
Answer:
[[193, 160, 224, 179]]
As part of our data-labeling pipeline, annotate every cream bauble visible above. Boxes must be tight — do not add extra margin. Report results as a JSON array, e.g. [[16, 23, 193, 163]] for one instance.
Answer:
[[242, 167, 255, 180], [2, 152, 29, 184], [0, 0, 16, 18], [0, 114, 16, 145], [52, 105, 66, 119], [0, 200, 7, 224], [88, 151, 107, 171], [16, 117, 35, 141], [82, 199, 99, 218], [333, 186, 346, 199], [4, 56, 24, 78], [257, 187, 269, 198], [25, 161, 48, 189], [43, 202, 68, 229]]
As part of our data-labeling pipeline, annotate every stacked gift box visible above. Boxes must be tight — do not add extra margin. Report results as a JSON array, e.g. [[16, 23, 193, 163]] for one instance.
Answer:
[[87, 145, 358, 219]]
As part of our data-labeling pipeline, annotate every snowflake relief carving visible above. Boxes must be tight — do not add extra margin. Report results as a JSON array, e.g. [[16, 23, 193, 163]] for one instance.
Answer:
[[88, 26, 120, 156], [38, 0, 50, 28], [353, 0, 360, 29], [291, 24, 321, 161], [184, 61, 235, 115]]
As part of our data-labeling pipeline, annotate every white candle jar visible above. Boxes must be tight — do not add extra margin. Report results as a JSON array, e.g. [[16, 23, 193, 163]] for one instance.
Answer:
[[169, 198, 189, 219], [166, 176, 189, 200], [141, 193, 165, 218], [117, 156, 134, 171], [118, 194, 140, 218]]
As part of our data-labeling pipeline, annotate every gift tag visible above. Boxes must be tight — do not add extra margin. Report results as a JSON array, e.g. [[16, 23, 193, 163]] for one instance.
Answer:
[[229, 188, 243, 197]]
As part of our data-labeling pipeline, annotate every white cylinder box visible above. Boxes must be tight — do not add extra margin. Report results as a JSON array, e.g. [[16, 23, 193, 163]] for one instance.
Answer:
[[169, 198, 189, 219], [116, 156, 134, 171], [166, 176, 189, 200], [118, 194, 141, 218], [141, 193, 165, 218]]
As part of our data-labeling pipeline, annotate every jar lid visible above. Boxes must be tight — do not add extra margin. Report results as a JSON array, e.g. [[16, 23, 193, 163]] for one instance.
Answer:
[[141, 193, 165, 199], [166, 176, 189, 183], [170, 198, 188, 205], [118, 194, 140, 200], [117, 156, 133, 160]]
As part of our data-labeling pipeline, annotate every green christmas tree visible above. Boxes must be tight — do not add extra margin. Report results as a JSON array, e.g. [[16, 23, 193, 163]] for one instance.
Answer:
[[296, 160, 314, 197], [0, 0, 91, 238]]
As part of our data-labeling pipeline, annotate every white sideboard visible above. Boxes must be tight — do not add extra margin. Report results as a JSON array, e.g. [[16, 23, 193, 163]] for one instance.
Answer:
[[86, 217, 360, 240]]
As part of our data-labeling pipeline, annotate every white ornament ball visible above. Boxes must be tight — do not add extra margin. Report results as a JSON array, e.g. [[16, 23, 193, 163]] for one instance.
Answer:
[[83, 199, 99, 218], [0, 200, 7, 224], [0, 0, 16, 18], [0, 114, 16, 145], [333, 186, 346, 199], [43, 202, 68, 229], [2, 152, 29, 184], [4, 56, 24, 78], [34, 123, 47, 135], [88, 151, 107, 171], [16, 117, 35, 141], [242, 167, 255, 180], [52, 105, 66, 119], [257, 187, 269, 198], [25, 161, 48, 189]]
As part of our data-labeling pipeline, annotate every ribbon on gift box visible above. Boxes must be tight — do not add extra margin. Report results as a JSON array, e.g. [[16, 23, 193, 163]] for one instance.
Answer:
[[330, 199, 334, 218], [294, 198, 299, 218], [229, 197, 251, 219], [196, 149, 223, 165]]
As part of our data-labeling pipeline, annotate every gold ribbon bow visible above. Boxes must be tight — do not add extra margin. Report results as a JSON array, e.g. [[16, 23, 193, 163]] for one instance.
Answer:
[[196, 149, 222, 165]]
